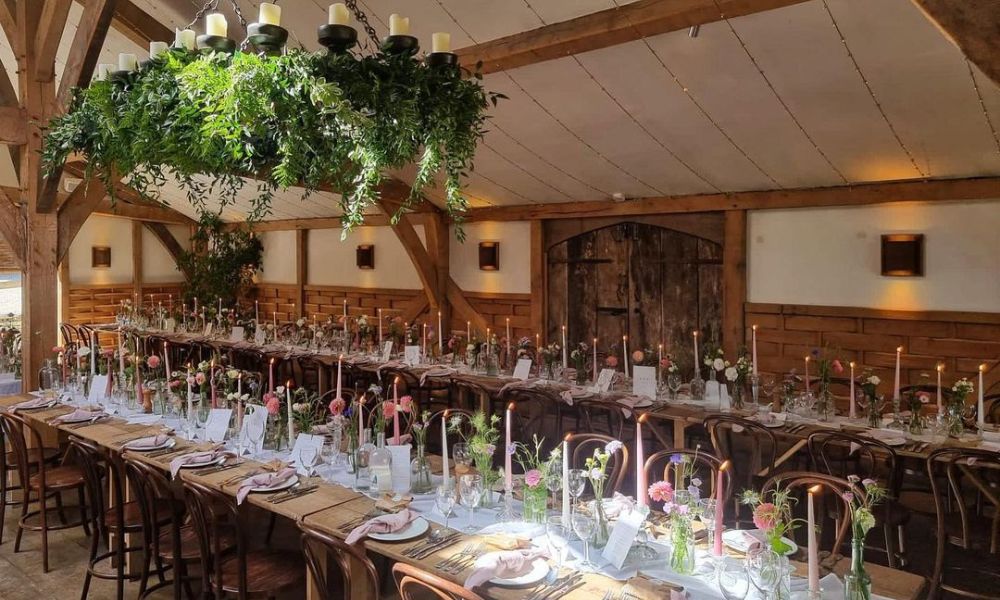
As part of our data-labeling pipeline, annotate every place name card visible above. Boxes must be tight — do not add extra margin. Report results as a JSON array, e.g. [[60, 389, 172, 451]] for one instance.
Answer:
[[88, 374, 109, 404], [632, 366, 657, 400], [601, 508, 645, 569], [290, 433, 325, 476], [594, 368, 615, 393], [164, 318, 176, 333], [381, 341, 394, 363], [205, 408, 233, 443], [388, 444, 412, 494], [203, 322, 213, 337], [512, 358, 532, 381], [240, 405, 267, 454], [404, 345, 421, 367], [229, 326, 245, 342], [254, 327, 266, 345]]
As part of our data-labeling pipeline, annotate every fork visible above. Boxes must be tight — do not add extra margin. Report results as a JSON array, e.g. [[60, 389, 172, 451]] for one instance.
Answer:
[[440, 544, 484, 574], [434, 542, 477, 570]]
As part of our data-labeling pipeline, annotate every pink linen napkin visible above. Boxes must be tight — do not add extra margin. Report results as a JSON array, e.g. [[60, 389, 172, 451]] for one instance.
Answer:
[[11, 397, 55, 411], [464, 548, 548, 589], [345, 508, 418, 545], [616, 395, 639, 417], [601, 492, 637, 519], [125, 434, 170, 449], [420, 367, 456, 386], [51, 408, 105, 424], [235, 467, 296, 504], [169, 446, 227, 478]]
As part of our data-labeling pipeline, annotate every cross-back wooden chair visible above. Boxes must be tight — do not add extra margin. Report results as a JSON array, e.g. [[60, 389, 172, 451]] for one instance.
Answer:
[[807, 430, 910, 568], [450, 378, 495, 414], [392, 562, 485, 600], [0, 410, 60, 544], [427, 408, 474, 457], [182, 478, 303, 599], [987, 393, 1000, 424], [643, 448, 731, 507], [565, 432, 628, 497], [499, 387, 560, 450], [761, 471, 855, 561], [298, 521, 379, 600], [926, 448, 1000, 599], [705, 414, 780, 528]]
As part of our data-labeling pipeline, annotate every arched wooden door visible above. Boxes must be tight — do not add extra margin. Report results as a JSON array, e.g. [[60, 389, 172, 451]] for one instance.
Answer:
[[547, 222, 722, 373]]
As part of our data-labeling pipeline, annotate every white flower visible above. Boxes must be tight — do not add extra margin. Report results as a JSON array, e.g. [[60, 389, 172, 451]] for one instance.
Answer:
[[295, 318, 306, 327], [590, 468, 604, 481], [78, 346, 91, 356], [604, 440, 623, 454], [276, 385, 285, 394], [226, 369, 240, 379], [292, 402, 306, 412], [725, 366, 738, 381], [713, 358, 725, 371], [868, 375, 881, 386]]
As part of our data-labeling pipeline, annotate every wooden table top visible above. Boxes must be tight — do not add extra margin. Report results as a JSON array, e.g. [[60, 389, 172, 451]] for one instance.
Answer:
[[1, 392, 927, 600]]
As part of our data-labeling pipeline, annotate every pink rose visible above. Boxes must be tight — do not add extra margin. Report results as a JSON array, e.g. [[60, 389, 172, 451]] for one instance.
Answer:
[[146, 355, 161, 369], [52, 346, 64, 354], [605, 356, 619, 368], [632, 350, 645, 363], [168, 380, 181, 389], [524, 469, 542, 487], [399, 395, 413, 413], [660, 357, 671, 369], [265, 397, 280, 416], [195, 372, 206, 385], [832, 360, 844, 374], [383, 401, 396, 419], [329, 397, 345, 415], [648, 480, 674, 503], [752, 502, 779, 532]]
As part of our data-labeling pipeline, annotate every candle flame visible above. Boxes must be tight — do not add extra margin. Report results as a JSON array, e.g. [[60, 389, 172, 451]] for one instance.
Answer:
[[849, 361, 856, 368], [937, 363, 944, 372], [286, 380, 292, 387], [563, 432, 573, 442], [693, 331, 698, 337], [443, 409, 449, 418], [980, 363, 988, 373], [270, 357, 275, 365], [808, 484, 822, 494], [752, 324, 757, 331], [637, 413, 648, 424], [719, 459, 731, 472], [395, 376, 401, 384], [897, 346, 903, 353], [804, 356, 810, 362], [507, 402, 516, 412]]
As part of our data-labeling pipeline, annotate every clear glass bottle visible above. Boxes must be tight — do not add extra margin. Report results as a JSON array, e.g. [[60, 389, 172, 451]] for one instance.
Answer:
[[354, 428, 373, 491], [39, 359, 58, 398], [369, 431, 393, 493]]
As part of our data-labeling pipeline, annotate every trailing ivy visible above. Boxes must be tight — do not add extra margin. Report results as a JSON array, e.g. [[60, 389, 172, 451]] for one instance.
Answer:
[[43, 48, 503, 236]]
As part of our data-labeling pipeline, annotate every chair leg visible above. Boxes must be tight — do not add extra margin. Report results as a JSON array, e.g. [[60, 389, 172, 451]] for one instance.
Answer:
[[115, 528, 125, 600], [40, 489, 49, 573], [14, 487, 28, 553], [882, 523, 896, 569], [896, 524, 907, 568], [0, 472, 7, 545], [54, 490, 68, 525], [80, 521, 100, 600], [264, 512, 277, 545], [77, 487, 91, 537]]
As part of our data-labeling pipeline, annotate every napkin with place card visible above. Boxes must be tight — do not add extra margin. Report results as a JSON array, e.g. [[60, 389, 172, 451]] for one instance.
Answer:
[[345, 508, 418, 544], [169, 445, 228, 478], [11, 396, 56, 411], [375, 493, 413, 513], [126, 434, 170, 449], [483, 533, 532, 550], [464, 548, 549, 589], [235, 467, 296, 504], [51, 408, 106, 424], [420, 366, 457, 386]]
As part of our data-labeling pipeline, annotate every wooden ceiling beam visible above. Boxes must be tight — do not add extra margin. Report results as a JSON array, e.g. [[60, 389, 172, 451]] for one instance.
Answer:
[[463, 176, 1000, 221], [0, 0, 18, 57], [0, 106, 26, 144], [106, 0, 173, 48], [376, 197, 443, 310], [92, 196, 194, 224], [0, 188, 25, 268], [56, 178, 110, 262], [456, 0, 810, 75], [912, 0, 1000, 86], [34, 0, 73, 82], [143, 221, 190, 279], [57, 0, 118, 111]]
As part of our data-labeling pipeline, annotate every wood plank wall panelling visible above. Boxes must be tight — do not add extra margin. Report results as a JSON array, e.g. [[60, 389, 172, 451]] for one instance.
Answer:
[[746, 302, 1000, 394], [67, 283, 183, 330], [251, 284, 533, 340]]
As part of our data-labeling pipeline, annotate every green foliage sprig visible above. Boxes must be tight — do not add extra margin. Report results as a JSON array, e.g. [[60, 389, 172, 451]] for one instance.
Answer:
[[42, 48, 503, 236], [177, 213, 262, 305]]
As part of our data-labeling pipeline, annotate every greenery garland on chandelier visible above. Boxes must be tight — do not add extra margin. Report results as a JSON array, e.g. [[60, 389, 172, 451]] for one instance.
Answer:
[[41, 15, 503, 235]]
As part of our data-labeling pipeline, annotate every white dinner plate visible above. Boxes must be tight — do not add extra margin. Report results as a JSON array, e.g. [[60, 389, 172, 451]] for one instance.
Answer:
[[250, 475, 299, 494], [59, 412, 106, 424], [17, 400, 59, 411], [866, 435, 906, 447], [569, 388, 592, 399], [179, 455, 227, 469], [489, 558, 550, 587], [369, 517, 430, 542], [722, 529, 798, 556], [632, 398, 653, 408], [479, 521, 546, 538], [125, 437, 176, 452]]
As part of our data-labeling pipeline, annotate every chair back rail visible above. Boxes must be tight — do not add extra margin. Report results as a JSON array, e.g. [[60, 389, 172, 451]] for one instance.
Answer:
[[566, 432, 628, 497], [761, 471, 855, 558], [643, 448, 731, 505], [298, 521, 379, 600], [392, 562, 485, 600]]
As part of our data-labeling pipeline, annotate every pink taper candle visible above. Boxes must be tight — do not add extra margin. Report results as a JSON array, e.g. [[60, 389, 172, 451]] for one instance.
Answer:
[[441, 410, 451, 489], [393, 377, 401, 444], [893, 346, 902, 400], [636, 414, 647, 508], [268, 357, 275, 394], [505, 403, 514, 491], [936, 363, 943, 411], [849, 362, 857, 419], [713, 460, 730, 557], [807, 485, 821, 594]]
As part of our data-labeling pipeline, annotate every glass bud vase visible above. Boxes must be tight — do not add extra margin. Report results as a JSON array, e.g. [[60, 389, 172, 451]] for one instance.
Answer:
[[669, 519, 696, 575], [409, 443, 434, 494], [590, 498, 611, 549], [690, 375, 706, 401], [521, 483, 549, 524], [38, 359, 58, 397], [844, 538, 872, 600]]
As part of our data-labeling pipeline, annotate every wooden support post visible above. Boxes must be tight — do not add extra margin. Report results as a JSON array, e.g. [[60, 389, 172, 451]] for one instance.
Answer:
[[530, 220, 545, 338], [295, 229, 307, 318], [722, 210, 747, 358], [424, 212, 450, 332], [131, 220, 143, 304], [59, 260, 70, 338]]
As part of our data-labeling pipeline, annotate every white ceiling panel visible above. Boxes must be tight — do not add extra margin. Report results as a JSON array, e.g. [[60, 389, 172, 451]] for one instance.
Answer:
[[824, 0, 1000, 178], [643, 20, 845, 189]]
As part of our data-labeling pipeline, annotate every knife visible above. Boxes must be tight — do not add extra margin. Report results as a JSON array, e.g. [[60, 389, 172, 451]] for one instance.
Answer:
[[410, 532, 462, 559]]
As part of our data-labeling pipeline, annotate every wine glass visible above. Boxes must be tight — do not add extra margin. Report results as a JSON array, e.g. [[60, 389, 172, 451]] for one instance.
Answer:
[[546, 515, 570, 572], [718, 559, 750, 600], [760, 375, 777, 404], [435, 485, 456, 537], [571, 508, 597, 572], [246, 417, 264, 458], [459, 474, 483, 533], [300, 446, 319, 477], [453, 442, 472, 475], [195, 404, 211, 439], [545, 469, 562, 511], [746, 547, 782, 596], [567, 468, 587, 510], [667, 373, 682, 400], [700, 498, 718, 549]]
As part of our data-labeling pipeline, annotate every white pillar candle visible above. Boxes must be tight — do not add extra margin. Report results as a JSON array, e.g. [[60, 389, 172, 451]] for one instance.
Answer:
[[205, 13, 227, 37], [978, 364, 986, 428], [336, 355, 343, 399], [849, 361, 856, 419], [388, 13, 409, 36], [118, 53, 137, 72], [804, 356, 810, 392], [96, 63, 114, 80], [438, 311, 443, 354], [441, 410, 451, 489], [623, 335, 629, 377], [286, 381, 294, 444], [592, 338, 598, 384], [174, 28, 196, 50], [505, 403, 514, 491], [258, 2, 281, 26], [635, 415, 646, 508], [893, 346, 902, 400], [328, 3, 350, 26], [149, 41, 168, 59], [807, 485, 821, 594], [432, 32, 450, 53], [751, 324, 758, 375], [936, 363, 943, 412], [693, 331, 700, 378], [561, 325, 567, 368], [562, 435, 570, 520]]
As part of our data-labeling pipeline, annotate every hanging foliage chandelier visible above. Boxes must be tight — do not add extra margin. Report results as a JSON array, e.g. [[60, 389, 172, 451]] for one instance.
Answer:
[[43, 0, 503, 234]]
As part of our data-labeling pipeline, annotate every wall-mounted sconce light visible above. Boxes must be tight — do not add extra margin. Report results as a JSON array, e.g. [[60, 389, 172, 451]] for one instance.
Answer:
[[881, 234, 924, 277], [356, 244, 375, 269], [478, 241, 500, 271], [92, 246, 111, 268]]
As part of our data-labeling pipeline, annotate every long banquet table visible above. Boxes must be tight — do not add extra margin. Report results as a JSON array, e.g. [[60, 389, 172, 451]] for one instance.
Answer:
[[1, 390, 927, 600]]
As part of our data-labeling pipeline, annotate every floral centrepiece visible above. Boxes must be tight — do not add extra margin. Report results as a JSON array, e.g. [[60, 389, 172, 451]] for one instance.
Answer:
[[514, 436, 561, 523], [584, 440, 623, 548], [843, 477, 888, 600], [448, 411, 501, 505], [740, 484, 802, 555]]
